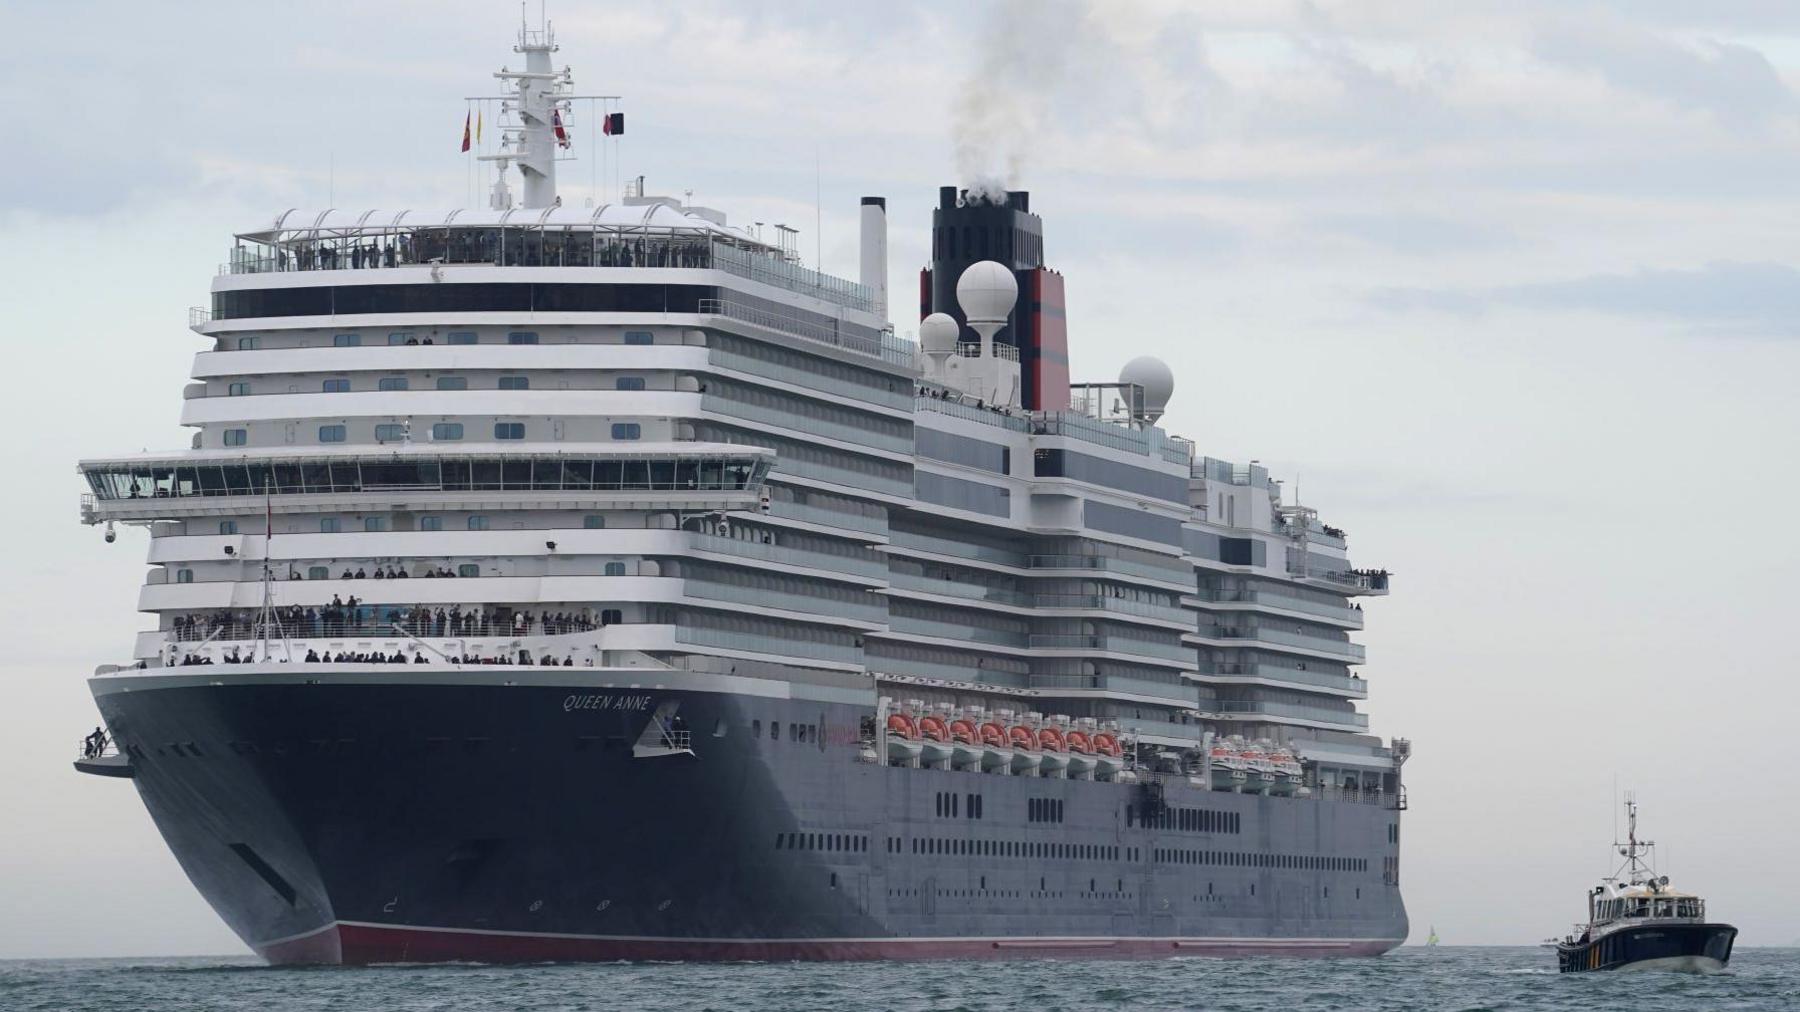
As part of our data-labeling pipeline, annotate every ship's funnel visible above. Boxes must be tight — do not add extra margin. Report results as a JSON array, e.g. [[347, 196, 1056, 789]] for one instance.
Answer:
[[860, 197, 888, 318]]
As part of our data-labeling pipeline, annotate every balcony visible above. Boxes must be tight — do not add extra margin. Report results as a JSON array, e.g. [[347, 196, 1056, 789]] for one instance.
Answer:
[[888, 530, 1027, 568], [1033, 594, 1190, 625], [685, 532, 888, 580], [1027, 554, 1191, 585], [1198, 700, 1369, 730], [1194, 663, 1367, 697], [672, 625, 863, 665], [698, 298, 915, 367], [1191, 625, 1366, 662], [701, 393, 912, 453], [887, 571, 1032, 607], [1031, 673, 1199, 705], [1194, 589, 1364, 628], [1027, 634, 1193, 663]]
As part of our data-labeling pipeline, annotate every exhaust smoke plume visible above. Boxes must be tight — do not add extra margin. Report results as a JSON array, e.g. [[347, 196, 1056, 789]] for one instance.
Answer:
[[951, 0, 1087, 199]]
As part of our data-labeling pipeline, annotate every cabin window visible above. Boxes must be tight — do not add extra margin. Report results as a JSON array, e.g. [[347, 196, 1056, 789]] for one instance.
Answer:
[[219, 521, 238, 535], [374, 424, 406, 442], [319, 518, 340, 533], [237, 336, 259, 350], [499, 376, 529, 390], [323, 378, 350, 392], [494, 422, 525, 440], [624, 330, 653, 345], [387, 332, 414, 346], [378, 377, 409, 391], [223, 429, 248, 446], [308, 566, 328, 580], [334, 333, 361, 347], [458, 564, 479, 578], [448, 331, 477, 345], [611, 423, 641, 440], [467, 516, 489, 530], [318, 425, 346, 442], [583, 515, 605, 529], [507, 331, 539, 345], [420, 516, 443, 531], [436, 376, 468, 390], [363, 517, 387, 532], [228, 382, 251, 396], [615, 377, 645, 391], [604, 562, 626, 576], [431, 423, 463, 441], [175, 568, 193, 584]]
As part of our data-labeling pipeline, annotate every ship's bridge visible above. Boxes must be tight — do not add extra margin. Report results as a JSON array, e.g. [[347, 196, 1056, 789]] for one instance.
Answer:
[[78, 442, 774, 523]]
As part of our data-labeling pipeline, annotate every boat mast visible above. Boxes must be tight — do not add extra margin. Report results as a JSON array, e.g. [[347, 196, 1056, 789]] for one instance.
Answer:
[[1614, 792, 1657, 888]]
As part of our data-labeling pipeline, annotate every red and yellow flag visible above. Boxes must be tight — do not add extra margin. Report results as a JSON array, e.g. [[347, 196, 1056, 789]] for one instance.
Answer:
[[460, 110, 471, 153]]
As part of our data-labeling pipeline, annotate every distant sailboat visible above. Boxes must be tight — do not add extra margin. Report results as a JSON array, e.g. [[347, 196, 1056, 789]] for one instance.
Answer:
[[1427, 926, 1439, 947]]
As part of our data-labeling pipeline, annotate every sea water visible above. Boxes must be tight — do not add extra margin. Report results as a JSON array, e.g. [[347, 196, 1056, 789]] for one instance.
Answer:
[[1, 945, 1794, 1011]]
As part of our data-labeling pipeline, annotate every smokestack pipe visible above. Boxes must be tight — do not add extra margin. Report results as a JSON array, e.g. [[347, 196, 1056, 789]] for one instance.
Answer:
[[860, 196, 888, 319]]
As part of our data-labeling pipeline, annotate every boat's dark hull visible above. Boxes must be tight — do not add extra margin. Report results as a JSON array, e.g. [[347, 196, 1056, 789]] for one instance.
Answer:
[[1556, 923, 1737, 973], [90, 667, 1408, 964]]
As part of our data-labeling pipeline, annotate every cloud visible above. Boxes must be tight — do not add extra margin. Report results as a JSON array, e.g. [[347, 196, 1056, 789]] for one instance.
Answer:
[[1367, 261, 1800, 336], [1530, 18, 1799, 126]]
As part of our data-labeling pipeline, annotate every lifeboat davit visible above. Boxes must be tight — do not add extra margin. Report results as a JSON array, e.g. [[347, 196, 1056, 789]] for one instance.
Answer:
[[949, 717, 984, 768], [884, 713, 923, 763], [1064, 730, 1096, 777], [1007, 725, 1041, 774], [917, 714, 953, 764], [977, 721, 1013, 771], [1036, 727, 1068, 774], [1092, 732, 1125, 781]]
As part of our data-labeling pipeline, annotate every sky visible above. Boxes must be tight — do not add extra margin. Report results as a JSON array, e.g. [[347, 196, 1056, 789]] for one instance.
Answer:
[[3, 0, 1799, 957]]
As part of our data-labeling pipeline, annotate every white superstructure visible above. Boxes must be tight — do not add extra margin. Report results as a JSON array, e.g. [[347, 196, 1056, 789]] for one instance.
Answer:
[[79, 21, 1402, 800]]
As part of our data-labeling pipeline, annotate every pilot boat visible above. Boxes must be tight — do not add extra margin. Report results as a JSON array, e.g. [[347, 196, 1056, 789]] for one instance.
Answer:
[[1553, 797, 1736, 973]]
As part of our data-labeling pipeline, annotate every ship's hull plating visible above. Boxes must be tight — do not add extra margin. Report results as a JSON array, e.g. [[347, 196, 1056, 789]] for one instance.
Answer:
[[1556, 923, 1736, 973], [94, 669, 1407, 964]]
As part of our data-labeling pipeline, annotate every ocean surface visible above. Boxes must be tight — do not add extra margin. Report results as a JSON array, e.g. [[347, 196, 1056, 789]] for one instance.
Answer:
[[1, 946, 1795, 1011]]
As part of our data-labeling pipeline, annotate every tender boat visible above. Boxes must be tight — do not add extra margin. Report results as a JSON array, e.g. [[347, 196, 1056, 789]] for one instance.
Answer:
[[1553, 796, 1736, 973]]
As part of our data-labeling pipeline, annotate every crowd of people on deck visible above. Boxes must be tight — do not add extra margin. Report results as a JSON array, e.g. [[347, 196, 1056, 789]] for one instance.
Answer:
[[266, 232, 715, 272], [170, 604, 605, 643]]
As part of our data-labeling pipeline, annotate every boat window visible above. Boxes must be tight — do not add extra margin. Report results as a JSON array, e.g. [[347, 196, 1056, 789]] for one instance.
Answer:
[[448, 331, 478, 345], [334, 333, 362, 347], [458, 564, 479, 578], [499, 376, 530, 390], [378, 377, 409, 391], [224, 429, 248, 446], [308, 566, 328, 580], [436, 376, 468, 390], [318, 425, 346, 442], [1653, 899, 1673, 918], [323, 378, 350, 392]]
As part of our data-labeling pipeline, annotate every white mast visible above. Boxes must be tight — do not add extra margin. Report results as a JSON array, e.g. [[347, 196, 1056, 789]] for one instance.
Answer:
[[473, 12, 620, 210]]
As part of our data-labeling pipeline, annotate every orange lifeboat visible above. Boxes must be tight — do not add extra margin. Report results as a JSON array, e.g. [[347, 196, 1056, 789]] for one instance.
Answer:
[[1037, 726, 1066, 753], [1092, 732, 1123, 758], [917, 715, 949, 743], [979, 722, 1008, 748], [1065, 730, 1094, 755], [949, 718, 978, 745], [886, 713, 918, 739], [1007, 725, 1037, 750]]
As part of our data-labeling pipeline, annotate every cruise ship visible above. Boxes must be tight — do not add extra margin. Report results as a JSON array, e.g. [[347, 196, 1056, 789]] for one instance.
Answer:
[[74, 23, 1409, 963]]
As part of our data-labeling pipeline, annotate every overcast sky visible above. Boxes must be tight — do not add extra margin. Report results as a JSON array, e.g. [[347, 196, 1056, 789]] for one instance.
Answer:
[[4, 0, 1799, 958]]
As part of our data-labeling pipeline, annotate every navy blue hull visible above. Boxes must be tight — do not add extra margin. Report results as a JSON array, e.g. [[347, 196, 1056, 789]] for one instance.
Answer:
[[92, 669, 1408, 963], [1557, 924, 1737, 973]]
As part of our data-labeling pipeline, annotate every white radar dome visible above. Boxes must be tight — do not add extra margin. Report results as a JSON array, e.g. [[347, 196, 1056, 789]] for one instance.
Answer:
[[1119, 355, 1175, 420], [956, 261, 1018, 323], [919, 313, 961, 354]]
